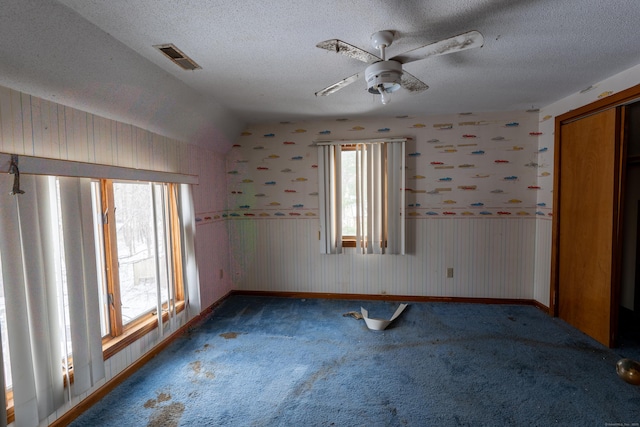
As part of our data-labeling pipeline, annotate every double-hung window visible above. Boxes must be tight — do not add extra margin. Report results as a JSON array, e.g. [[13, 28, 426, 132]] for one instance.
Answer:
[[96, 180, 185, 356], [317, 138, 406, 254]]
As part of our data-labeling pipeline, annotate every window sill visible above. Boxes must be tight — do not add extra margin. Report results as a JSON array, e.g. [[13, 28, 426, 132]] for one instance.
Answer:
[[6, 399, 13, 424], [341, 238, 387, 249], [102, 301, 185, 360], [342, 239, 357, 248]]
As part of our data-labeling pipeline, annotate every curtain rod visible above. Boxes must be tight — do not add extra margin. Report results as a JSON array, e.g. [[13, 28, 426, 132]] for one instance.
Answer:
[[314, 137, 407, 146]]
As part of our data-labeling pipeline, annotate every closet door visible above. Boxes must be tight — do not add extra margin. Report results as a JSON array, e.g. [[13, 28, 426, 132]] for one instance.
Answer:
[[557, 107, 622, 347]]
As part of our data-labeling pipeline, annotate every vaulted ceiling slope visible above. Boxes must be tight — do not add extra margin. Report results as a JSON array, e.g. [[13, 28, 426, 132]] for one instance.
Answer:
[[1, 0, 640, 152]]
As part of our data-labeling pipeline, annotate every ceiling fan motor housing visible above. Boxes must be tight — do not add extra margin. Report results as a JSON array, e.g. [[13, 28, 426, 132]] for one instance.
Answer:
[[365, 60, 403, 94]]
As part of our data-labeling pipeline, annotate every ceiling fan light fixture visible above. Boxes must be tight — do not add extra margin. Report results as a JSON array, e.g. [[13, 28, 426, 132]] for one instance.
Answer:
[[365, 61, 403, 101], [315, 29, 482, 102], [379, 86, 391, 104]]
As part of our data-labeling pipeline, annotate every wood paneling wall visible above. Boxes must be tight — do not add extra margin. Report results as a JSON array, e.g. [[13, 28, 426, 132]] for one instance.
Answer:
[[0, 85, 196, 174]]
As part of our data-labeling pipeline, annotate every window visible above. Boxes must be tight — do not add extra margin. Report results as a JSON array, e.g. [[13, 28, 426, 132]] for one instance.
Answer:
[[97, 180, 184, 355], [50, 177, 186, 375], [340, 147, 360, 242], [318, 140, 406, 255], [0, 166, 193, 425]]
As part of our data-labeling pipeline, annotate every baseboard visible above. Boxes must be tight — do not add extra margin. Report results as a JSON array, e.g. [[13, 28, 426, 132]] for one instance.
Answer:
[[50, 291, 233, 427], [231, 290, 550, 312], [530, 299, 550, 313]]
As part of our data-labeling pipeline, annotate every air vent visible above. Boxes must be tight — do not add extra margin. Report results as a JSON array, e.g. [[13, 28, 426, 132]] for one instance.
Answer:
[[153, 44, 201, 70]]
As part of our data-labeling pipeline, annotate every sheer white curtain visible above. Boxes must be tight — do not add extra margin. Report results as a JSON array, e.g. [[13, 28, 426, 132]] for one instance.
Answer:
[[318, 140, 405, 255]]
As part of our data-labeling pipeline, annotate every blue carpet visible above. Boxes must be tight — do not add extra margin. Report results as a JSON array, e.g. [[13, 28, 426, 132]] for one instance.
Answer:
[[71, 296, 640, 426]]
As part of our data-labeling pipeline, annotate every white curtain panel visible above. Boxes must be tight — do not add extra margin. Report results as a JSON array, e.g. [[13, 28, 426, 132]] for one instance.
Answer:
[[356, 143, 385, 254], [317, 145, 342, 254], [18, 176, 67, 417], [0, 175, 65, 426], [0, 338, 5, 427], [152, 183, 176, 336], [164, 185, 181, 332], [165, 186, 177, 332], [386, 141, 406, 255], [178, 184, 200, 318], [370, 143, 384, 254], [0, 175, 43, 427], [156, 184, 176, 334], [57, 177, 106, 397], [151, 184, 165, 337], [355, 145, 364, 252]]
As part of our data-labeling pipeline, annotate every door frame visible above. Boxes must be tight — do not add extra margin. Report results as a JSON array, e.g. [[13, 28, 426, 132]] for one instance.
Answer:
[[551, 84, 640, 345]]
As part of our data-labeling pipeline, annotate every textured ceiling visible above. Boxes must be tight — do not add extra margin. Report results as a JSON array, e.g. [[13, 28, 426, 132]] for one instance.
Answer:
[[1, 0, 640, 152]]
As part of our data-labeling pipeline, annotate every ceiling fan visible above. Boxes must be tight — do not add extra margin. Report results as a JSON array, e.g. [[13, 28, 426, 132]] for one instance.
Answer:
[[315, 30, 484, 104]]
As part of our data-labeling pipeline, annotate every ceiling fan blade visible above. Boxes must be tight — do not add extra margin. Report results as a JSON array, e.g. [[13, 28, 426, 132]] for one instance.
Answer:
[[400, 71, 429, 93], [315, 72, 363, 97], [316, 39, 381, 64], [390, 30, 484, 64]]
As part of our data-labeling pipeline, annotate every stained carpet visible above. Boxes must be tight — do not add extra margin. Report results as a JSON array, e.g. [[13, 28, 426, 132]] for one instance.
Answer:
[[71, 296, 640, 426]]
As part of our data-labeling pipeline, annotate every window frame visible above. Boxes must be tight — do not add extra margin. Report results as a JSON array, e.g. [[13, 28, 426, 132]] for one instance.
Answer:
[[340, 145, 358, 248], [99, 179, 185, 359], [339, 144, 389, 249]]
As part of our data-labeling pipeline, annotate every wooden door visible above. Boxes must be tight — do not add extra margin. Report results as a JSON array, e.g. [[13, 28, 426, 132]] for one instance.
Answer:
[[557, 108, 622, 347]]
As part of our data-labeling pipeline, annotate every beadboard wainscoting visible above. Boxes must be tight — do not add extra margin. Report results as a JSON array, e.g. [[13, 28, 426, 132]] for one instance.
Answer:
[[195, 220, 234, 309], [533, 218, 553, 306], [229, 217, 536, 299]]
